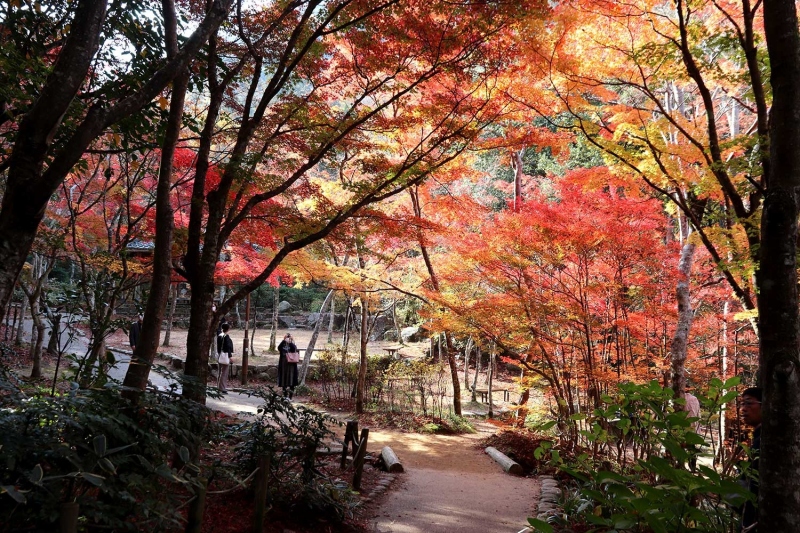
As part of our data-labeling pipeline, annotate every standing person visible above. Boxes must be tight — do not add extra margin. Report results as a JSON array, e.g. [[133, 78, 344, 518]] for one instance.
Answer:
[[739, 387, 762, 533], [129, 314, 143, 351], [277, 333, 299, 399], [216, 323, 234, 393]]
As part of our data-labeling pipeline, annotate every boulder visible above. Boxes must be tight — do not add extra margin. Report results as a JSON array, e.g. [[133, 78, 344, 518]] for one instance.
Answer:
[[278, 316, 295, 328], [277, 300, 292, 312], [369, 315, 391, 341], [308, 312, 346, 329], [401, 326, 423, 343]]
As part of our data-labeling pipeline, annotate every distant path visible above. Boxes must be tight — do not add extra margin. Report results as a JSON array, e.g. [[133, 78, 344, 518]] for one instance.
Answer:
[[364, 421, 539, 533]]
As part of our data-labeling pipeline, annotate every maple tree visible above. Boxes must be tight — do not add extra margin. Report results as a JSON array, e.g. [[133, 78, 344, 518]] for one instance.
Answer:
[[58, 148, 162, 387], [509, 0, 768, 329], [420, 172, 738, 431], [0, 0, 233, 325], [156, 0, 533, 402]]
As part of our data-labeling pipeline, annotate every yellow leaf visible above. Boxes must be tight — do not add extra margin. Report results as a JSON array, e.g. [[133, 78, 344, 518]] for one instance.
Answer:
[[734, 309, 758, 321], [594, 505, 603, 516], [157, 96, 168, 109]]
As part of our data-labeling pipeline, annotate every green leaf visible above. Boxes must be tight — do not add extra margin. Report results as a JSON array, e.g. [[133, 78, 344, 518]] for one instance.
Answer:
[[99, 458, 117, 475], [93, 435, 107, 457], [724, 376, 742, 388], [80, 472, 105, 486], [536, 421, 558, 431], [179, 446, 190, 464], [527, 517, 554, 533], [614, 518, 636, 529], [29, 464, 43, 484], [1, 485, 26, 503]]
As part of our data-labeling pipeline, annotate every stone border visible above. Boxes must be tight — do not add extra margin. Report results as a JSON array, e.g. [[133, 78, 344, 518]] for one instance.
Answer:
[[536, 475, 561, 517], [359, 472, 398, 505]]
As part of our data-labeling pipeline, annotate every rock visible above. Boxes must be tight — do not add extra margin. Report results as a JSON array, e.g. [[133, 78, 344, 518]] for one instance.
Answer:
[[401, 326, 423, 343], [277, 301, 292, 312], [277, 316, 295, 328], [382, 330, 399, 342], [368, 316, 391, 341], [307, 312, 346, 329]]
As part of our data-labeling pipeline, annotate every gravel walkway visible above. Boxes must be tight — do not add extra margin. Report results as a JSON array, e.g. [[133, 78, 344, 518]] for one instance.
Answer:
[[363, 422, 540, 533]]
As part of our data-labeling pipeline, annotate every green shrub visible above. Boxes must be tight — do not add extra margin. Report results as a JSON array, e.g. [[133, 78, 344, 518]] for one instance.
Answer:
[[230, 388, 356, 522], [529, 379, 752, 533], [0, 364, 219, 531]]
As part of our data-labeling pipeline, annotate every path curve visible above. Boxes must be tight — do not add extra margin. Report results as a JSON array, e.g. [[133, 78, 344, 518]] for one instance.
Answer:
[[364, 422, 539, 533]]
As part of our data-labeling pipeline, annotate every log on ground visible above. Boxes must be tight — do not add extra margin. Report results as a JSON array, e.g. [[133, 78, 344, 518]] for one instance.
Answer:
[[381, 446, 404, 473], [485, 446, 523, 475]]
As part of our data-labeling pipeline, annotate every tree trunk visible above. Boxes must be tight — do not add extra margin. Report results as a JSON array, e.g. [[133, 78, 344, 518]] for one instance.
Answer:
[[409, 187, 461, 415], [46, 313, 61, 355], [511, 149, 524, 212], [759, 1, 800, 529], [31, 318, 46, 379], [471, 345, 480, 402], [300, 289, 333, 385], [327, 294, 336, 344], [464, 337, 473, 390], [163, 283, 178, 347], [342, 298, 352, 350], [79, 330, 105, 388], [390, 300, 401, 344], [122, 56, 189, 399], [488, 349, 495, 418], [15, 297, 27, 346], [268, 284, 278, 352], [670, 242, 696, 398], [355, 296, 368, 414]]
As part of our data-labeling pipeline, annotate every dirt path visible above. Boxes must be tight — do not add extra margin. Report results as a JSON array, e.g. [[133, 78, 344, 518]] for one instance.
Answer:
[[363, 421, 540, 533]]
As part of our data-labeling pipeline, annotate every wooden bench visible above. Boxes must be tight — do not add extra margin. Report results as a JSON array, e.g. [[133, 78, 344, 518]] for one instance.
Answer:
[[471, 386, 510, 403]]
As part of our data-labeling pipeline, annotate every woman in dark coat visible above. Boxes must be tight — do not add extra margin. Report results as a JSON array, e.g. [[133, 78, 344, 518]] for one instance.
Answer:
[[277, 333, 299, 398]]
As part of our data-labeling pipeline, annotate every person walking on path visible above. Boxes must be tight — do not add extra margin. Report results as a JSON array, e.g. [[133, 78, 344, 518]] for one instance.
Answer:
[[216, 323, 234, 393], [128, 314, 143, 351], [277, 333, 299, 398]]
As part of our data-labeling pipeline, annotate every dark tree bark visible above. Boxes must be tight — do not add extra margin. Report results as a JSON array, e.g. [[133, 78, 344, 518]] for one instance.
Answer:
[[162, 283, 178, 347], [269, 284, 279, 352], [759, 0, 800, 529], [122, 0, 190, 399]]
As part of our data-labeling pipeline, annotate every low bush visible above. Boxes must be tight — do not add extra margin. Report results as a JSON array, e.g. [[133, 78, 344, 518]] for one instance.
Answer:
[[529, 379, 754, 533], [229, 388, 357, 523], [0, 363, 220, 531]]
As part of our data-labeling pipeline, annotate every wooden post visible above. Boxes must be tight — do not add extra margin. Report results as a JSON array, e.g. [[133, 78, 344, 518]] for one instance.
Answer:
[[242, 293, 251, 385], [185, 477, 208, 533], [59, 502, 79, 533], [352, 428, 369, 490], [252, 455, 270, 533], [488, 348, 495, 418], [341, 420, 358, 468]]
